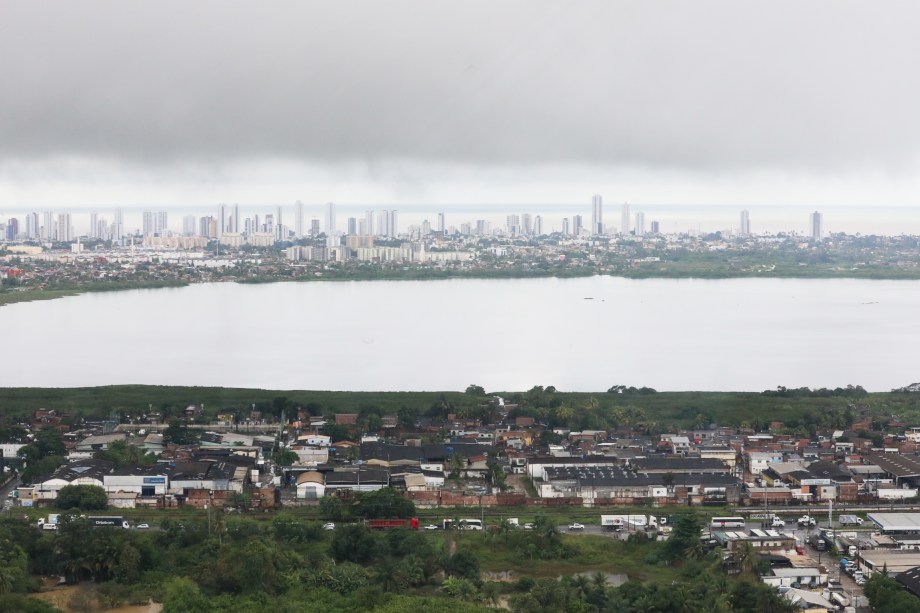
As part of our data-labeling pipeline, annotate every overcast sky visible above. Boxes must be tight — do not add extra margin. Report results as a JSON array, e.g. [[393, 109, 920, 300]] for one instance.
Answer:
[[2, 0, 920, 209]]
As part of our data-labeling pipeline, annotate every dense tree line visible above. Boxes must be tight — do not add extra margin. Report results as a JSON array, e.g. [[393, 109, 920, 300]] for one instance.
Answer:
[[0, 507, 798, 613]]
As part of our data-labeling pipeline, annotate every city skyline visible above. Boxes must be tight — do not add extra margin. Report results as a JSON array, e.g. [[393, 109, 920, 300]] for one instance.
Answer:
[[2, 201, 847, 241]]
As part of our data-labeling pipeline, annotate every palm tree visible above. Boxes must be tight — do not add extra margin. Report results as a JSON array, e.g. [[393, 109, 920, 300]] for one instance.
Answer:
[[735, 542, 760, 577]]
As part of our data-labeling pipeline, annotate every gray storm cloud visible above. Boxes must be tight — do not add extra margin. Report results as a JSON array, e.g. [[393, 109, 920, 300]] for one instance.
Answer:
[[1, 0, 919, 174]]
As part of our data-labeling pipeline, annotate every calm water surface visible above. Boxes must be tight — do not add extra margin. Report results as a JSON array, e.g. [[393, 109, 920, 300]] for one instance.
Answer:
[[2, 277, 918, 392]]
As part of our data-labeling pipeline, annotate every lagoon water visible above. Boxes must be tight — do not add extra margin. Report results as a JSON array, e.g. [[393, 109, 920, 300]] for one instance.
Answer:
[[2, 277, 919, 392]]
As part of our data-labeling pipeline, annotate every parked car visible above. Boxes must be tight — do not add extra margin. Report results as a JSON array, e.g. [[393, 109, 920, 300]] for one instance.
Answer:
[[568, 522, 585, 531], [323, 522, 335, 531], [523, 523, 535, 530]]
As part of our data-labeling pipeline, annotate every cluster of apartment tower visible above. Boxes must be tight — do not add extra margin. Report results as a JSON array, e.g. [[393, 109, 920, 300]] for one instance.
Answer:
[[1, 199, 825, 243]]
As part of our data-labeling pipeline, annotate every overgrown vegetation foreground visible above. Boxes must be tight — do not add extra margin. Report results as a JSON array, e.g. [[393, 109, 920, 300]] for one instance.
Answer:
[[0, 511, 797, 613]]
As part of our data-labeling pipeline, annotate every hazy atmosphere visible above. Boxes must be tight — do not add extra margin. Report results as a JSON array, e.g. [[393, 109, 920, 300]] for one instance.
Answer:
[[3, 1, 920, 207]]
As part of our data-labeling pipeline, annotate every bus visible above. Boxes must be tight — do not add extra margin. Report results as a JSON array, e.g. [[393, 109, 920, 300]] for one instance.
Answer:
[[460, 519, 483, 531], [710, 516, 745, 529]]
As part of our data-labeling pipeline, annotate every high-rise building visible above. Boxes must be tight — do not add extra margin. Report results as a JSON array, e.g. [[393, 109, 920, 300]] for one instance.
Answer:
[[325, 202, 336, 235], [231, 204, 240, 233], [182, 214, 197, 236], [421, 219, 431, 236], [364, 210, 374, 236], [42, 211, 55, 241], [437, 212, 445, 234], [6, 218, 19, 240], [358, 218, 367, 236], [26, 212, 39, 239], [533, 215, 543, 236], [475, 219, 489, 236], [347, 217, 357, 235], [521, 213, 532, 236], [57, 213, 73, 242], [650, 220, 660, 235], [295, 200, 305, 238], [562, 217, 570, 236], [275, 206, 284, 240], [142, 211, 168, 237], [376, 210, 397, 238], [592, 194, 603, 235], [113, 208, 124, 241], [810, 211, 822, 239], [311, 218, 320, 236], [572, 215, 583, 237], [635, 212, 645, 237], [740, 210, 751, 236], [620, 203, 630, 235], [506, 214, 520, 236], [200, 216, 214, 238], [89, 211, 98, 239], [218, 204, 227, 238]]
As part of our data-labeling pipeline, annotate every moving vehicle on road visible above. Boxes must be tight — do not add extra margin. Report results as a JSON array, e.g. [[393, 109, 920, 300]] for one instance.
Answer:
[[797, 515, 817, 527], [568, 522, 585, 531], [322, 522, 335, 531], [710, 516, 746, 529]]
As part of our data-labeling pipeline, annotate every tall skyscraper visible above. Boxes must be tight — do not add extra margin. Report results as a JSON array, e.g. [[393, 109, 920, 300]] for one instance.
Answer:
[[533, 215, 543, 236], [521, 213, 532, 236], [142, 211, 168, 237], [572, 214, 583, 236], [311, 218, 320, 236], [42, 211, 55, 241], [6, 218, 19, 240], [740, 210, 751, 236], [650, 220, 660, 235], [295, 200, 305, 238], [437, 212, 445, 234], [421, 219, 431, 236], [275, 206, 284, 240], [231, 204, 240, 233], [200, 216, 214, 238], [810, 211, 822, 239], [635, 212, 645, 236], [592, 194, 603, 235], [562, 217, 570, 236], [324, 202, 336, 234], [183, 214, 197, 236], [89, 211, 98, 239], [347, 217, 357, 235], [113, 208, 124, 241], [218, 204, 228, 238], [26, 212, 39, 239], [506, 214, 520, 236], [364, 210, 374, 236], [56, 213, 73, 242], [620, 203, 630, 235]]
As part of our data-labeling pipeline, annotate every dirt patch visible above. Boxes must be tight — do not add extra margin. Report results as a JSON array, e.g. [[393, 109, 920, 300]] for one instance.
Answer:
[[32, 584, 162, 613]]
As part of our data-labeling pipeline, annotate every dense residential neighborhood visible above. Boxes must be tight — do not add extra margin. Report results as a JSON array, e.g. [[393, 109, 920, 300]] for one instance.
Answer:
[[7, 394, 920, 610]]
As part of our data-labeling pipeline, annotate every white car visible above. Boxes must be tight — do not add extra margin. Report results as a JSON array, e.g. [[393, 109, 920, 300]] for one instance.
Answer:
[[136, 523, 149, 529], [323, 522, 335, 531], [523, 523, 535, 530], [568, 522, 585, 531], [424, 524, 439, 530]]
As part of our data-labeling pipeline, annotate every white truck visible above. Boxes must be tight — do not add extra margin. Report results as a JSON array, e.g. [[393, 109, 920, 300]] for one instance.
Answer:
[[37, 514, 61, 531], [797, 515, 817, 527], [838, 515, 863, 526], [601, 515, 665, 531]]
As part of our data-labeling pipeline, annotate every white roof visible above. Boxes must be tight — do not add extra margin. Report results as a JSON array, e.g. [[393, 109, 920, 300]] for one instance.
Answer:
[[868, 512, 920, 532]]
